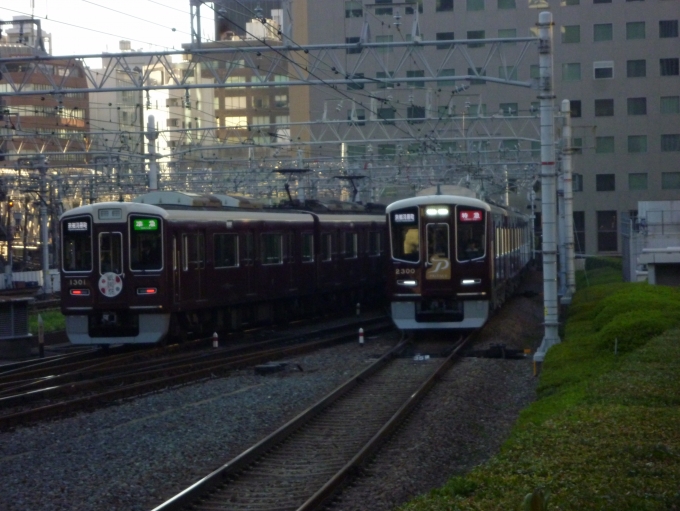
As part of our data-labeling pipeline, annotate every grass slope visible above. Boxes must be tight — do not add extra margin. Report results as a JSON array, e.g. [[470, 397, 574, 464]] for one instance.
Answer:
[[400, 260, 680, 511]]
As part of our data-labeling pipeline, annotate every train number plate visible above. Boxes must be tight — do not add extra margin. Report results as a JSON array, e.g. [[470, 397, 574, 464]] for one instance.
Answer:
[[68, 278, 90, 287]]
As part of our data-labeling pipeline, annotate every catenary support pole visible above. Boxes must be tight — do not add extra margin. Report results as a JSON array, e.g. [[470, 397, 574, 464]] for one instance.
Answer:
[[534, 11, 561, 363], [146, 115, 159, 192], [561, 100, 576, 301]]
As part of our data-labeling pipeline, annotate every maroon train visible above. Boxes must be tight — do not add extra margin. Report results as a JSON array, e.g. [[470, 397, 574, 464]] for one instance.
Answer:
[[60, 192, 386, 345]]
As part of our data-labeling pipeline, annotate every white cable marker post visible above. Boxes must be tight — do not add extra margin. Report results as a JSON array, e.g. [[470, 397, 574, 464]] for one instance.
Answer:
[[359, 328, 364, 346], [212, 332, 218, 348], [38, 314, 44, 358]]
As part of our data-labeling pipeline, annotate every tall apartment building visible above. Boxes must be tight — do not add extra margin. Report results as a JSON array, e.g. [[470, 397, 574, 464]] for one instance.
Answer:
[[284, 0, 679, 256]]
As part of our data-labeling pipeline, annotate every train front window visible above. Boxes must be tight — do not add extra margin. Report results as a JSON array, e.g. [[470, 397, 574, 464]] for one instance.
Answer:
[[390, 207, 419, 262], [130, 216, 162, 271], [99, 232, 123, 274], [62, 216, 92, 272], [457, 208, 486, 261]]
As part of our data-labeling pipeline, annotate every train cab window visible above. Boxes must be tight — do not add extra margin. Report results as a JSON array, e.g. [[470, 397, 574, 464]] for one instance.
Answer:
[[99, 232, 123, 274], [321, 233, 333, 261], [214, 233, 239, 268], [262, 233, 283, 264], [302, 233, 314, 262], [426, 223, 450, 262], [130, 216, 162, 271], [62, 216, 92, 272], [457, 208, 486, 262], [344, 232, 358, 258], [390, 207, 419, 262], [369, 231, 383, 257]]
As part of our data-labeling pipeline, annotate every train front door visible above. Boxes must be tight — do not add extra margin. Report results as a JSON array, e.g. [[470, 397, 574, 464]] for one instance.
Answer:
[[180, 231, 206, 302], [423, 220, 452, 292]]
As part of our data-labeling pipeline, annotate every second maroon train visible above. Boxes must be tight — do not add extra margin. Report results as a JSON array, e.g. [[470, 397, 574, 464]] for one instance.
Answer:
[[59, 190, 532, 345]]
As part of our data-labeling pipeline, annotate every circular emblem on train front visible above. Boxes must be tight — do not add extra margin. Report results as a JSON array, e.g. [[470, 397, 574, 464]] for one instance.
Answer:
[[99, 272, 123, 297]]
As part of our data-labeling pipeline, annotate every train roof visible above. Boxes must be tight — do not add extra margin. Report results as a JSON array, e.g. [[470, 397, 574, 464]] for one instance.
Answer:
[[386, 195, 492, 212], [61, 201, 385, 225]]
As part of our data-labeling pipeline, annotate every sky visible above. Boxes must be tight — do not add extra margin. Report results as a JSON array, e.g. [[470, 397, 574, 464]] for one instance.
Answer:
[[0, 0, 217, 57]]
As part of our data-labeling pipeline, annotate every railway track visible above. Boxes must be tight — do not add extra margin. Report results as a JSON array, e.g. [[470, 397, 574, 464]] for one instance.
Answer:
[[151, 335, 472, 511], [0, 314, 392, 430]]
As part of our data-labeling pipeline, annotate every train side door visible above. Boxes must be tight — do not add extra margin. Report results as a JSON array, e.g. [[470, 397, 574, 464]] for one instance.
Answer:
[[172, 235, 181, 304], [180, 231, 206, 302], [242, 231, 257, 297]]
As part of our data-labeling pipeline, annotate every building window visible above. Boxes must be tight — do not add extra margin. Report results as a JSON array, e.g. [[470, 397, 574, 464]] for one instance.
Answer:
[[498, 66, 517, 80], [345, 1, 363, 17], [596, 174, 615, 191], [573, 211, 585, 254], [596, 136, 615, 153], [405, 0, 423, 14], [498, 0, 516, 9], [570, 100, 582, 117], [346, 37, 361, 54], [376, 71, 394, 88], [467, 30, 485, 47], [378, 144, 396, 156], [597, 211, 617, 252], [595, 99, 614, 116], [593, 0, 611, 3], [659, 20, 679, 38], [573, 137, 583, 153], [406, 70, 425, 88], [376, 34, 394, 53], [626, 22, 645, 40], [629, 173, 647, 190], [562, 25, 580, 43], [468, 67, 487, 85], [498, 28, 517, 41], [660, 58, 680, 76], [378, 107, 396, 124], [573, 173, 583, 192], [346, 144, 365, 157], [437, 68, 456, 86], [499, 102, 518, 116], [436, 32, 455, 49], [347, 73, 365, 90], [628, 135, 647, 153], [594, 23, 613, 42], [627, 97, 647, 115], [662, 172, 680, 189], [467, 0, 485, 11], [530, 64, 540, 79], [436, 0, 454, 11], [562, 0, 579, 4], [375, 0, 393, 15], [627, 60, 646, 78], [593, 61, 613, 79], [274, 95, 288, 108], [348, 108, 366, 126], [562, 63, 581, 81], [531, 141, 541, 157], [224, 96, 246, 109], [407, 105, 426, 123], [661, 96, 680, 114], [224, 115, 247, 127], [661, 134, 680, 152]]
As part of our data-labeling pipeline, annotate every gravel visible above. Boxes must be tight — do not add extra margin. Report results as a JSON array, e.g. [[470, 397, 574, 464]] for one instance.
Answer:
[[0, 270, 544, 511]]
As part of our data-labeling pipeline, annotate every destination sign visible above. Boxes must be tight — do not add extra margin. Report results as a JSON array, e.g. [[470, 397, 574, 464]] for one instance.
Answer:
[[133, 218, 159, 231], [459, 210, 483, 222]]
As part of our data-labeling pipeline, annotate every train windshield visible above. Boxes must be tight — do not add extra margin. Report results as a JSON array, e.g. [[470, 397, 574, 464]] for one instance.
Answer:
[[62, 216, 92, 272], [129, 216, 163, 271], [390, 207, 419, 262], [99, 232, 123, 274], [457, 207, 486, 261]]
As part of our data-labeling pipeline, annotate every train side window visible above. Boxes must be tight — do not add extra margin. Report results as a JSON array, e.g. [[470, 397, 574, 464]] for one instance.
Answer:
[[457, 208, 486, 262], [262, 233, 283, 265], [302, 233, 314, 262], [182, 234, 189, 271], [99, 232, 123, 274], [344, 232, 358, 258], [426, 223, 450, 262], [214, 233, 239, 268], [321, 233, 333, 261]]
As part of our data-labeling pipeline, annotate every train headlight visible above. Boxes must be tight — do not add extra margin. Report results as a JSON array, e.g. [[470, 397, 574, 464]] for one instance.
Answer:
[[398, 280, 417, 286], [425, 207, 449, 217], [461, 279, 481, 285]]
